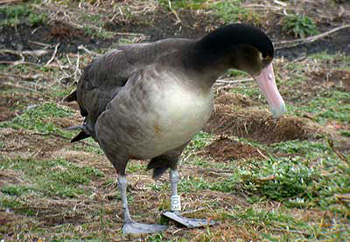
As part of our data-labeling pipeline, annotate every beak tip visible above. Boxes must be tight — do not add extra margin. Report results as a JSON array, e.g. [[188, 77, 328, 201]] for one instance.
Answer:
[[271, 103, 287, 118]]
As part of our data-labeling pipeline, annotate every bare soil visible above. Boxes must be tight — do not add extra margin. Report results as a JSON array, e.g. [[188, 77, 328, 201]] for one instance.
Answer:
[[0, 9, 217, 63], [0, 22, 109, 63], [310, 69, 350, 92], [1, 2, 350, 63], [275, 27, 350, 59], [204, 136, 264, 162]]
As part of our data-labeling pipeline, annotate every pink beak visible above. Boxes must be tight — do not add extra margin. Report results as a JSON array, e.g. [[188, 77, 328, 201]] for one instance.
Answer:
[[253, 63, 286, 118]]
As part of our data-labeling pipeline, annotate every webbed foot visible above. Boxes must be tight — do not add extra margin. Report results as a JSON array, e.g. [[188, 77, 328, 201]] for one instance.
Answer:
[[122, 222, 168, 235], [162, 211, 216, 228]]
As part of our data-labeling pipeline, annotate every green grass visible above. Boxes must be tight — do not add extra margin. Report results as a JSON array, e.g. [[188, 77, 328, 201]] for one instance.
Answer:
[[118, 37, 140, 46], [225, 69, 249, 78], [1, 185, 30, 196], [158, 0, 207, 10], [187, 131, 214, 151], [221, 207, 345, 240], [0, 197, 36, 216], [0, 157, 104, 199], [28, 12, 48, 27], [271, 140, 330, 157], [211, 0, 261, 23], [310, 52, 350, 68], [0, 102, 73, 136], [0, 17, 21, 28], [181, 137, 349, 213], [0, 4, 47, 28], [0, 5, 30, 18], [275, 54, 350, 126], [83, 26, 115, 39], [288, 91, 350, 124], [223, 207, 308, 229], [159, 0, 261, 23], [230, 83, 262, 102]]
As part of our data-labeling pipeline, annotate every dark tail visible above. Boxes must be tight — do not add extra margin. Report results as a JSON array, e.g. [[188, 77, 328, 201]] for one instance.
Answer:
[[63, 90, 91, 142], [64, 123, 91, 143], [147, 158, 170, 180], [63, 90, 77, 102], [71, 131, 91, 143]]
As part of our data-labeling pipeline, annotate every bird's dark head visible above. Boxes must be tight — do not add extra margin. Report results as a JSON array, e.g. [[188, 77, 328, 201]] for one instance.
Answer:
[[198, 23, 274, 76], [197, 24, 285, 118]]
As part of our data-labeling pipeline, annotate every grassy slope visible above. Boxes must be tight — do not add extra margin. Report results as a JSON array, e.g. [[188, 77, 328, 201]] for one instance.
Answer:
[[1, 1, 349, 241]]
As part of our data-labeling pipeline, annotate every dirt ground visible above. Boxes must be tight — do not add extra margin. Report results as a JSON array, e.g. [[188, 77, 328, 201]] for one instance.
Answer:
[[1, 1, 350, 63]]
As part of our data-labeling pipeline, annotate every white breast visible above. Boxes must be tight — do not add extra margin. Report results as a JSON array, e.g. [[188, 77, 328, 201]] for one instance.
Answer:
[[146, 80, 213, 156], [96, 69, 214, 160]]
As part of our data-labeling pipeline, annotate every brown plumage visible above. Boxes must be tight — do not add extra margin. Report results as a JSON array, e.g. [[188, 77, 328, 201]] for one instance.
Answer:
[[64, 24, 286, 234]]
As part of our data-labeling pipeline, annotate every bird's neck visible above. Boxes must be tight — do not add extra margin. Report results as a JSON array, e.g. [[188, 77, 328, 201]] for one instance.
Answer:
[[182, 43, 235, 88]]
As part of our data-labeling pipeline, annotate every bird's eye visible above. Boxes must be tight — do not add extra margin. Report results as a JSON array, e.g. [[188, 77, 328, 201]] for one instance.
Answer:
[[262, 53, 269, 60]]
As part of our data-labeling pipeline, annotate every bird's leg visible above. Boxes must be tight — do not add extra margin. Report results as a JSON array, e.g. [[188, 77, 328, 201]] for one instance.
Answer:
[[170, 169, 181, 214], [118, 175, 133, 223], [162, 169, 216, 228], [117, 175, 167, 234]]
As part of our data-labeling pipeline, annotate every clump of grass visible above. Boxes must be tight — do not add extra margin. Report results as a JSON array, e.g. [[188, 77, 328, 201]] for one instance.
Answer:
[[283, 14, 318, 38], [83, 26, 114, 39], [225, 69, 248, 78], [230, 83, 262, 101], [0, 17, 20, 28], [118, 37, 139, 46], [145, 233, 166, 242], [0, 5, 47, 28], [0, 197, 36, 216], [270, 140, 330, 157], [222, 207, 324, 240], [28, 12, 48, 27], [212, 0, 260, 23], [0, 5, 29, 28], [179, 176, 213, 192], [0, 5, 30, 18], [188, 131, 214, 151], [240, 157, 318, 201], [1, 185, 30, 196]]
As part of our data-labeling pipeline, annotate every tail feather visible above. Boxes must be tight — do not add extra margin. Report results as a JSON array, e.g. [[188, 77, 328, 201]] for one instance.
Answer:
[[71, 131, 91, 143], [63, 90, 77, 102], [64, 125, 84, 131], [65, 122, 91, 143], [63, 89, 92, 143], [147, 158, 170, 180], [152, 167, 169, 180]]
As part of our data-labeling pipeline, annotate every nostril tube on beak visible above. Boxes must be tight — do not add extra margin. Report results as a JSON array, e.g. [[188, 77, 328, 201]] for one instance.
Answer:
[[253, 63, 286, 118]]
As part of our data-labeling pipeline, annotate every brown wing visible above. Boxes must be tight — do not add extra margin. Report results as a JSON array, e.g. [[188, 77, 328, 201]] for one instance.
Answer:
[[64, 39, 193, 140]]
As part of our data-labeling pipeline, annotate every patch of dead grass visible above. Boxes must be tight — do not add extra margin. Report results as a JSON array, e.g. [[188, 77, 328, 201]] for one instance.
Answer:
[[0, 128, 69, 159], [206, 101, 343, 144]]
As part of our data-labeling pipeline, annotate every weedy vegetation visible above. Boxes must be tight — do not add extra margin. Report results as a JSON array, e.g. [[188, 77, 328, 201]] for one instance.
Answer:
[[282, 14, 319, 39], [211, 0, 261, 24], [0, 4, 47, 28]]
